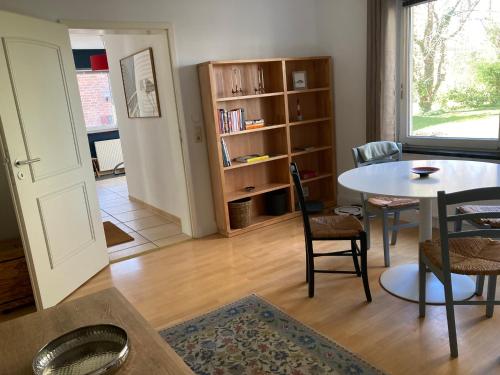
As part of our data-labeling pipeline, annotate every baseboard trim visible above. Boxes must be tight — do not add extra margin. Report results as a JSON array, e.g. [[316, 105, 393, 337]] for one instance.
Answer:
[[128, 195, 181, 226]]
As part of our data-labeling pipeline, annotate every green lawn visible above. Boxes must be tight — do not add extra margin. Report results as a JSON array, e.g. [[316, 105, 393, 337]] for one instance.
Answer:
[[412, 107, 500, 131]]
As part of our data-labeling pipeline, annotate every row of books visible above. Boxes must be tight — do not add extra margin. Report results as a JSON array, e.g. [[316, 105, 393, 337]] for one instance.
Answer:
[[218, 108, 265, 134]]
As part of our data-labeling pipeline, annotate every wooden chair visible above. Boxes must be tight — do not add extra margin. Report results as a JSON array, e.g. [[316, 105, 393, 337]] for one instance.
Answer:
[[290, 163, 371, 301], [419, 187, 500, 357], [454, 205, 500, 296], [352, 142, 419, 267]]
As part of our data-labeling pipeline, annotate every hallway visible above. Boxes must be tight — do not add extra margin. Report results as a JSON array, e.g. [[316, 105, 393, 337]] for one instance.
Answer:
[[96, 176, 189, 262]]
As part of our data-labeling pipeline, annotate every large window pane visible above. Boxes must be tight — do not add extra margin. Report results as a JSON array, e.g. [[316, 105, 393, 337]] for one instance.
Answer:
[[409, 0, 500, 139], [76, 71, 117, 132]]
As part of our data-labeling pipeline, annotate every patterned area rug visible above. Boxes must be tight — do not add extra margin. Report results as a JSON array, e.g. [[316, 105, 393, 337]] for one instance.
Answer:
[[160, 295, 385, 375]]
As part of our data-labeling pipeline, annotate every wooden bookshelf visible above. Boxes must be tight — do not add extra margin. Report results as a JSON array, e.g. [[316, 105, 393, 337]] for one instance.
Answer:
[[198, 57, 336, 236]]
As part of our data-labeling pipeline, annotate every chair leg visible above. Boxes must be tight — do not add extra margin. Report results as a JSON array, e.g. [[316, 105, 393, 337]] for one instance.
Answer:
[[454, 217, 463, 232], [476, 275, 485, 296], [360, 232, 372, 302], [391, 211, 400, 245], [305, 237, 310, 283], [486, 275, 497, 318], [443, 273, 458, 358], [307, 241, 315, 298], [363, 209, 371, 250], [418, 247, 426, 318], [382, 209, 391, 267], [305, 251, 309, 283], [351, 240, 361, 277]]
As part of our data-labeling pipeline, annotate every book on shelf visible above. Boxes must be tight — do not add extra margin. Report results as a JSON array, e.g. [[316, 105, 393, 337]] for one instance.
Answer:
[[218, 108, 267, 134], [220, 138, 231, 167], [234, 154, 270, 164]]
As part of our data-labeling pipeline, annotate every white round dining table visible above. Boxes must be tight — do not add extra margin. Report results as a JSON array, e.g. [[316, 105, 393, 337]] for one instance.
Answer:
[[338, 159, 500, 304]]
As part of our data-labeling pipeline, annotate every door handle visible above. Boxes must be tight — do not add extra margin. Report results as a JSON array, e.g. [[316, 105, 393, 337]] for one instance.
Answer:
[[15, 157, 41, 167]]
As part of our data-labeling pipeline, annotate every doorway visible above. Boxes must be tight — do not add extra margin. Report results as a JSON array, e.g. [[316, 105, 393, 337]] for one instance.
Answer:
[[68, 29, 192, 263]]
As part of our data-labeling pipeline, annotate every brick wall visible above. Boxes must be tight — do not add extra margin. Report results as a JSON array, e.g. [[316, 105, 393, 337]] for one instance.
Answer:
[[76, 71, 116, 129]]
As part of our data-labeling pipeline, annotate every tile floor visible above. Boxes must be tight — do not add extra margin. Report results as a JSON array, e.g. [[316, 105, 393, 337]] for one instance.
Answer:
[[96, 176, 190, 263]]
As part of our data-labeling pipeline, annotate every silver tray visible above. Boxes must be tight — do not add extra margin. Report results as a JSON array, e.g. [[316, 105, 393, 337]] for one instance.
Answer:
[[33, 324, 129, 375]]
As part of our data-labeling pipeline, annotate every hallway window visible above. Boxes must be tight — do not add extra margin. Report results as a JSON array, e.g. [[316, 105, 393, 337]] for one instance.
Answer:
[[76, 71, 117, 132]]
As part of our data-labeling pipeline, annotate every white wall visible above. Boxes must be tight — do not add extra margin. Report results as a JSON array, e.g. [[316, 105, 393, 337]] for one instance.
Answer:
[[102, 33, 192, 234], [0, 166, 20, 241], [0, 0, 321, 236], [316, 0, 368, 205]]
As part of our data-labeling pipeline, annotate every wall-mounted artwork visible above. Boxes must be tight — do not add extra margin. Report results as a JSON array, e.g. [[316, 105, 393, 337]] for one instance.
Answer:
[[120, 48, 161, 118]]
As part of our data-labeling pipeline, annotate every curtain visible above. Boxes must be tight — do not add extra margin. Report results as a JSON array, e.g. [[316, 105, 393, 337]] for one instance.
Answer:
[[366, 0, 399, 142]]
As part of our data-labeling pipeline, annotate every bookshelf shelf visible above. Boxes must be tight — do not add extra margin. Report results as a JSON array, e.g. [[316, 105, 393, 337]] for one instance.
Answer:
[[223, 154, 288, 170], [287, 87, 330, 95], [216, 92, 284, 102], [301, 173, 333, 184], [291, 146, 332, 157], [289, 117, 332, 127], [225, 183, 290, 202], [219, 124, 286, 138], [198, 57, 336, 237]]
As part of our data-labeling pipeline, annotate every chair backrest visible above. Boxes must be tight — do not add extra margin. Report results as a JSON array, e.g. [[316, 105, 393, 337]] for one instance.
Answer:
[[352, 141, 403, 168], [437, 187, 500, 273], [290, 163, 312, 240]]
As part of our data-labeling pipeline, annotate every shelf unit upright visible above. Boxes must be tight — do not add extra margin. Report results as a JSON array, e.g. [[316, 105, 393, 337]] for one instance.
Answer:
[[198, 56, 337, 236]]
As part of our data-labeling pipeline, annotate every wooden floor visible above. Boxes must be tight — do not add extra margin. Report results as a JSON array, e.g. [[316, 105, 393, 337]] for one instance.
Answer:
[[66, 218, 499, 374]]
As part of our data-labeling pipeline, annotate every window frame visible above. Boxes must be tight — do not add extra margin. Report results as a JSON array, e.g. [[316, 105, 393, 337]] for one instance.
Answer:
[[398, 3, 500, 150], [75, 69, 119, 134]]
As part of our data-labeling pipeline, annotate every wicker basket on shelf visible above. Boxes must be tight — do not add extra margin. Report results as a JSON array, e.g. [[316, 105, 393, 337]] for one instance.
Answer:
[[228, 198, 252, 229]]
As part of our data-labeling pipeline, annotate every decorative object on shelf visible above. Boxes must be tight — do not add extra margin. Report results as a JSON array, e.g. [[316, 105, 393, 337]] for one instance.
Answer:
[[296, 98, 303, 121], [292, 70, 307, 90], [33, 324, 129, 375], [299, 169, 318, 180], [254, 65, 265, 94], [234, 154, 270, 163], [221, 138, 231, 167], [120, 48, 161, 118], [265, 189, 287, 216], [411, 166, 440, 177], [231, 67, 244, 95], [228, 198, 252, 229]]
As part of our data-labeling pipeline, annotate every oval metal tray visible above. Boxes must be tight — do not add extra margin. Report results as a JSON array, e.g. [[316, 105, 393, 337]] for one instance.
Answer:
[[33, 324, 129, 375]]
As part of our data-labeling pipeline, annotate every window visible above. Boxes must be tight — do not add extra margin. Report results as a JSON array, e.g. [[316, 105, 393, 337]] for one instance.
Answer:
[[401, 0, 500, 148], [76, 71, 117, 133]]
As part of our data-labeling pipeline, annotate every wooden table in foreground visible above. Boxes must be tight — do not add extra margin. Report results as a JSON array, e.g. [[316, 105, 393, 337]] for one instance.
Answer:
[[0, 288, 193, 374]]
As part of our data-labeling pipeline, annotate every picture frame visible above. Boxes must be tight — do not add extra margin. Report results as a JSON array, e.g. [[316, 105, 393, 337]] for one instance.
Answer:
[[292, 70, 308, 90], [119, 48, 161, 118]]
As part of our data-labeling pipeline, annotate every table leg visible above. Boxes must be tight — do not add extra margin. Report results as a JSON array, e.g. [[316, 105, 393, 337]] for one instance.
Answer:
[[379, 198, 476, 304]]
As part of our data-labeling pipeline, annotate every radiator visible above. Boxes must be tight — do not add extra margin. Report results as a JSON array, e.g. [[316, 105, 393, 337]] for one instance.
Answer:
[[95, 139, 124, 172]]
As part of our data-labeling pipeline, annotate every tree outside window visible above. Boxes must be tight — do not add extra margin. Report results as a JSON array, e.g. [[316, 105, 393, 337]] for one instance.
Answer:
[[410, 0, 500, 139]]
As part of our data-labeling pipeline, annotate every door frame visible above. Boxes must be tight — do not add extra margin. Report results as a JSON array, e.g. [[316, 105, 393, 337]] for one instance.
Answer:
[[61, 20, 197, 237]]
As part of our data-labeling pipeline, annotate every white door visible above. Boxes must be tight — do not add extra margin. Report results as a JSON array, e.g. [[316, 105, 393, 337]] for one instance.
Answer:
[[0, 11, 108, 309]]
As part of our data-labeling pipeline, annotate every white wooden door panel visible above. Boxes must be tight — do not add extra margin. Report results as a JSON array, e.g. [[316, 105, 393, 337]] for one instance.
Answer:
[[0, 11, 108, 309], [2, 38, 81, 181]]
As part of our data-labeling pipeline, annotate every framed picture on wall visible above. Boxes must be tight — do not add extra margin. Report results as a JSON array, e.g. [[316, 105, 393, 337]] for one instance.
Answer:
[[292, 70, 308, 90], [119, 48, 161, 118]]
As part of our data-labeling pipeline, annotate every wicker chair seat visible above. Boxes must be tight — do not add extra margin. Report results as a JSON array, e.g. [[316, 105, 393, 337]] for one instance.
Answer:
[[457, 205, 500, 228], [422, 237, 500, 276], [367, 196, 419, 209], [310, 215, 363, 239]]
